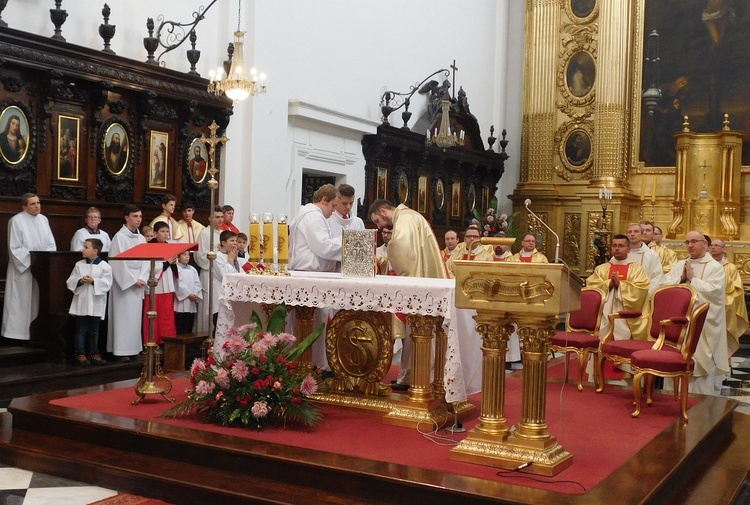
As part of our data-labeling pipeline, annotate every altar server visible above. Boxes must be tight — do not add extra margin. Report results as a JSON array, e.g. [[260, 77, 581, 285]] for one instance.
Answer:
[[289, 184, 341, 272], [142, 221, 177, 345], [328, 183, 365, 239], [70, 206, 111, 253], [194, 206, 224, 333], [174, 250, 202, 334]]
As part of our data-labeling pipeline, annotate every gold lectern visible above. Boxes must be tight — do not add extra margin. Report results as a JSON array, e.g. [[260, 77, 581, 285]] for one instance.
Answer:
[[450, 259, 582, 476]]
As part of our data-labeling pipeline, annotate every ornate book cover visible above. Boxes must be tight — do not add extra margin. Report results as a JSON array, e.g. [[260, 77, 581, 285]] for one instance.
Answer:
[[342, 228, 376, 277]]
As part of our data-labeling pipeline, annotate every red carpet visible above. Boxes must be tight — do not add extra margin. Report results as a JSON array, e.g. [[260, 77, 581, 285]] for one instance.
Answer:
[[51, 367, 699, 495], [89, 494, 172, 504]]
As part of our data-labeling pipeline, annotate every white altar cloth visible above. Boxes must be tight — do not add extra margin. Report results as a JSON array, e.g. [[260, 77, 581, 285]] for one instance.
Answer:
[[215, 271, 481, 403]]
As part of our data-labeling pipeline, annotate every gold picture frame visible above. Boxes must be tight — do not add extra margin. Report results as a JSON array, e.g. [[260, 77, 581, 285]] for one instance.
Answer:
[[376, 166, 388, 200], [417, 174, 428, 214], [187, 137, 207, 184], [0, 105, 29, 165], [57, 115, 80, 181], [102, 122, 129, 175], [436, 178, 446, 210], [149, 130, 169, 189], [451, 180, 461, 218]]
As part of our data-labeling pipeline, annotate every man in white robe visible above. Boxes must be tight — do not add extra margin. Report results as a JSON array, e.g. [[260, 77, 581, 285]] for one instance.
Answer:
[[70, 206, 111, 252], [289, 184, 341, 272], [211, 230, 248, 334], [2, 193, 57, 340], [662, 230, 727, 395], [107, 204, 149, 359], [149, 194, 183, 243], [627, 223, 663, 296], [328, 183, 364, 239], [194, 207, 224, 333]]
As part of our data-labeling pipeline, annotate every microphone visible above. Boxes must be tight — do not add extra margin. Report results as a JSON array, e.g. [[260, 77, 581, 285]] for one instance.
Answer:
[[524, 199, 560, 263]]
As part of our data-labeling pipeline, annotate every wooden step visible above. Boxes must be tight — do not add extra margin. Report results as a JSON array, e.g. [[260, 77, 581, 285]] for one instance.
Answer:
[[0, 345, 46, 367]]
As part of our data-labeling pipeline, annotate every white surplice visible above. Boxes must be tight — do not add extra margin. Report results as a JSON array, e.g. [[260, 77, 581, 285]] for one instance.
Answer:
[[66, 258, 112, 318], [328, 211, 365, 239], [194, 226, 221, 331], [289, 203, 341, 273], [628, 242, 663, 296], [70, 227, 111, 252], [2, 211, 56, 340], [106, 225, 148, 356], [212, 251, 247, 313], [174, 262, 202, 314]]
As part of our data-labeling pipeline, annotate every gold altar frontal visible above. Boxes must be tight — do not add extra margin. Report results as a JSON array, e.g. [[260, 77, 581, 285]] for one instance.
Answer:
[[449, 260, 582, 476], [292, 307, 472, 429]]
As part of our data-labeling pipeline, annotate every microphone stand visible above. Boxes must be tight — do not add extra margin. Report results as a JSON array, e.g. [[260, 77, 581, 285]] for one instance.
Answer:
[[524, 200, 560, 263]]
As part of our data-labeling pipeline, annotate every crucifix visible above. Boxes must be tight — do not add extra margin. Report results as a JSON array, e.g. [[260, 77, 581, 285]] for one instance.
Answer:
[[199, 120, 229, 351], [699, 160, 710, 200], [450, 59, 458, 100]]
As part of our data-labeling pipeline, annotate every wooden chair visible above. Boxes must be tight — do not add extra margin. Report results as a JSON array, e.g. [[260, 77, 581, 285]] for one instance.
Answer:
[[630, 302, 710, 422], [549, 288, 604, 390], [596, 284, 698, 393]]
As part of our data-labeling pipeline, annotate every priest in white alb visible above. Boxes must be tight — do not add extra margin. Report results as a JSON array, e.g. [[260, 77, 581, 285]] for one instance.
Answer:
[[107, 204, 149, 360], [627, 223, 663, 296], [289, 184, 341, 272], [2, 193, 57, 340], [709, 238, 749, 358], [662, 230, 727, 395], [194, 206, 224, 333]]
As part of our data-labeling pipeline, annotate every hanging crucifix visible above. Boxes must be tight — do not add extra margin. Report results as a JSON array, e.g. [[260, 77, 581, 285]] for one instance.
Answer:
[[450, 59, 458, 100]]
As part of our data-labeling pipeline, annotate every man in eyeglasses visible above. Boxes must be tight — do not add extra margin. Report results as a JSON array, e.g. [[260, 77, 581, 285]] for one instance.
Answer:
[[709, 238, 748, 360], [661, 230, 728, 396]]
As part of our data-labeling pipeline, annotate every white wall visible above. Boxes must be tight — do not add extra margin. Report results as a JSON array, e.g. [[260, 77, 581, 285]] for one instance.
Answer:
[[3, 0, 525, 227]]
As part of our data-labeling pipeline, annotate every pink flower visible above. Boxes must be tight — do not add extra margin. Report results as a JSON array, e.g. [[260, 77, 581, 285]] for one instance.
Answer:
[[195, 380, 215, 396], [251, 340, 270, 358], [300, 374, 318, 396], [272, 381, 282, 391], [251, 400, 269, 418], [231, 361, 249, 382], [190, 358, 206, 377], [236, 323, 257, 334], [224, 336, 249, 357], [215, 368, 230, 389], [276, 332, 297, 344]]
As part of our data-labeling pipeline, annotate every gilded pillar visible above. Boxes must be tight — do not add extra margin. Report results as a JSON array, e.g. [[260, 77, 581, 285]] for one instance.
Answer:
[[591, 0, 635, 183], [405, 314, 436, 404], [473, 314, 514, 437], [292, 306, 315, 373], [521, 0, 560, 183]]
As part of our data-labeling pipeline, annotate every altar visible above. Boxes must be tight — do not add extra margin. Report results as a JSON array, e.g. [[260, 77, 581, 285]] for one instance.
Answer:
[[215, 271, 482, 405]]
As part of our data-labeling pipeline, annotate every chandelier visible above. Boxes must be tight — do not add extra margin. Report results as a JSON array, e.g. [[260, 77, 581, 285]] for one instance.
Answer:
[[427, 100, 464, 148], [207, 0, 266, 102]]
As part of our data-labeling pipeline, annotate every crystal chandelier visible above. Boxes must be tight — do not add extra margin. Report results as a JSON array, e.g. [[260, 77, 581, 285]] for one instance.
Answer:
[[207, 0, 266, 102], [427, 100, 464, 148]]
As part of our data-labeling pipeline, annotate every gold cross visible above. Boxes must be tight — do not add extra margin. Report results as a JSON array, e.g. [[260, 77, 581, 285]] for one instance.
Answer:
[[200, 120, 229, 178]]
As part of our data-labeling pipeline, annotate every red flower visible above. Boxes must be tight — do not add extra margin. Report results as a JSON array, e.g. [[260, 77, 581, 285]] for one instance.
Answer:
[[251, 367, 260, 375], [293, 387, 300, 394], [276, 356, 286, 364], [226, 360, 235, 368], [260, 356, 268, 363], [291, 397, 302, 404]]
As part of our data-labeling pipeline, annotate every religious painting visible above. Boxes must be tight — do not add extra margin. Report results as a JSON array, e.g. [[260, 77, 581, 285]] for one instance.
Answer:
[[435, 178, 445, 210], [638, 1, 750, 167], [102, 122, 129, 175], [417, 175, 428, 214], [482, 185, 490, 213], [187, 138, 208, 184], [376, 166, 388, 200], [57, 115, 80, 181], [0, 105, 29, 165], [467, 183, 477, 212], [564, 129, 591, 166], [398, 172, 409, 204], [565, 51, 595, 98], [570, 0, 596, 18], [451, 181, 461, 218], [149, 130, 168, 189]]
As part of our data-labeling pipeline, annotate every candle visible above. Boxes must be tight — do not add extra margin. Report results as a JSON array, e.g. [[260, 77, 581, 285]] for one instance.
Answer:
[[651, 176, 657, 204], [638, 177, 645, 202], [277, 215, 289, 263], [262, 213, 274, 264], [599, 187, 603, 199], [249, 213, 261, 263]]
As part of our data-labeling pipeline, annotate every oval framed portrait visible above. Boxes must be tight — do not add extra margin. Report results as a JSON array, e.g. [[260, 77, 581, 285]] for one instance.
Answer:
[[564, 129, 592, 167], [467, 183, 477, 212], [435, 178, 445, 210], [102, 122, 129, 175], [570, 0, 596, 19], [0, 105, 30, 165], [398, 172, 409, 203], [566, 51, 595, 98], [187, 138, 208, 184]]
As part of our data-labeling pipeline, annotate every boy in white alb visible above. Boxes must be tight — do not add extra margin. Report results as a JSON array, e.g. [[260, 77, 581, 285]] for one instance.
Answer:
[[174, 250, 202, 334], [67, 238, 112, 366], [142, 221, 178, 345]]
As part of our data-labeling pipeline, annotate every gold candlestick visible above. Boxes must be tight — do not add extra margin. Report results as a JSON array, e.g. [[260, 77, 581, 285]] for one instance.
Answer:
[[277, 213, 289, 275]]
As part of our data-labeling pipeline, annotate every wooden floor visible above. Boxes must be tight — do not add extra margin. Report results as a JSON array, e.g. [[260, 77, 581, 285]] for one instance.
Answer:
[[0, 378, 747, 505]]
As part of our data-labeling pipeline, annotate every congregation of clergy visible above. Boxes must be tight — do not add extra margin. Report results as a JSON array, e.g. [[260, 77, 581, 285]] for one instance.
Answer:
[[2, 185, 747, 397]]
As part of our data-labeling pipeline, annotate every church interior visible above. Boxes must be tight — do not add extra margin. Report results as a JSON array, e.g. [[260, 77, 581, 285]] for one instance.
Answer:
[[0, 0, 750, 504]]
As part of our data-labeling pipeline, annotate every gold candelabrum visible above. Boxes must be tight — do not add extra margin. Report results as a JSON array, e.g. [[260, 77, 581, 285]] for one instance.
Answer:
[[245, 212, 290, 275], [200, 121, 228, 354], [450, 247, 582, 476]]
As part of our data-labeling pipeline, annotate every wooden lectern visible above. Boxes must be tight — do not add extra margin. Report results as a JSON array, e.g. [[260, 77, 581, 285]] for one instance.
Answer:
[[450, 259, 582, 476]]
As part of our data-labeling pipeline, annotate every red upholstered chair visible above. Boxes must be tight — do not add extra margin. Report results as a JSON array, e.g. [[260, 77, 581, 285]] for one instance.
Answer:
[[549, 288, 604, 390], [630, 302, 710, 422], [596, 284, 698, 393]]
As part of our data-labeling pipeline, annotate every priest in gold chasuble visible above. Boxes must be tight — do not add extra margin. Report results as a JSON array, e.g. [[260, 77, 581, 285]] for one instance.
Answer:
[[509, 233, 549, 263], [710, 239, 749, 357], [586, 234, 651, 342]]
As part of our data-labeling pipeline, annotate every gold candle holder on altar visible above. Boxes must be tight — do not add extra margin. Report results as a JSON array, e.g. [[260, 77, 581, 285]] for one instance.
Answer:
[[262, 213, 274, 273], [247, 213, 263, 274], [277, 213, 289, 275]]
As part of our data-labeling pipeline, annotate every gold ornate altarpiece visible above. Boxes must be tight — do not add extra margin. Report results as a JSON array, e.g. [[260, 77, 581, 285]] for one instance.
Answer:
[[513, 0, 750, 282]]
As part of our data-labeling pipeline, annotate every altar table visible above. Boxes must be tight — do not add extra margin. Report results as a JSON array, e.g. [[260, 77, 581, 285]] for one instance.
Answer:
[[215, 271, 482, 403]]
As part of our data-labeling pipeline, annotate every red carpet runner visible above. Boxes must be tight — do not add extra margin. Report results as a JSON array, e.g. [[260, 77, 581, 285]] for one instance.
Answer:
[[52, 363, 698, 495]]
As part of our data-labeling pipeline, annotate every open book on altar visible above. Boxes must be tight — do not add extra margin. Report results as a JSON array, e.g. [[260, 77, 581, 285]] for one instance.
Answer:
[[108, 242, 198, 261]]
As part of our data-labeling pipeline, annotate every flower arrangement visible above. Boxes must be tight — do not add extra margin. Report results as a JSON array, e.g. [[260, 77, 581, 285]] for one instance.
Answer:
[[472, 207, 509, 237], [161, 304, 324, 429]]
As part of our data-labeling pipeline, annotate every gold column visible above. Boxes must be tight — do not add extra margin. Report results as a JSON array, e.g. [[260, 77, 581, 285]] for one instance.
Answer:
[[292, 306, 315, 373], [432, 316, 447, 400], [521, 0, 560, 183], [383, 315, 446, 428], [592, 0, 635, 182]]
